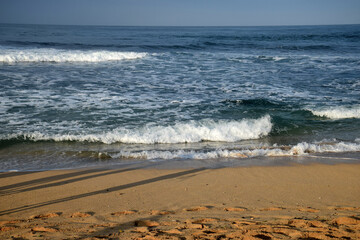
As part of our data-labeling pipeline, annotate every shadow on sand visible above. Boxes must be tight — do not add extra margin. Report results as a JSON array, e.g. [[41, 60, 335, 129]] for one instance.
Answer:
[[0, 167, 205, 216]]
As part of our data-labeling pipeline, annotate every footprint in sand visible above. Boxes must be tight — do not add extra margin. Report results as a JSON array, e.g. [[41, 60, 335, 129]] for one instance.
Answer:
[[0, 220, 21, 225], [0, 226, 16, 232], [287, 218, 308, 228], [192, 218, 218, 224], [182, 222, 204, 229], [70, 212, 94, 218], [224, 207, 247, 212], [31, 212, 61, 219], [31, 226, 58, 233], [273, 227, 302, 238], [297, 207, 319, 213], [132, 226, 149, 233], [184, 206, 210, 211], [134, 220, 160, 227], [161, 229, 182, 235], [307, 220, 329, 228], [149, 210, 175, 215], [260, 207, 285, 211], [332, 216, 360, 225], [328, 206, 360, 211], [111, 210, 137, 216]]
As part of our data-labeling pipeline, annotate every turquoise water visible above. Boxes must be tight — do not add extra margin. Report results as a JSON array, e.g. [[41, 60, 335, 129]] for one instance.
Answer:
[[1, 24, 360, 170]]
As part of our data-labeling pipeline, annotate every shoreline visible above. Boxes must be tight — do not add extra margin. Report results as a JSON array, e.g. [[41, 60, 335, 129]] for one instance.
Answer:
[[1, 163, 360, 239], [2, 150, 360, 173]]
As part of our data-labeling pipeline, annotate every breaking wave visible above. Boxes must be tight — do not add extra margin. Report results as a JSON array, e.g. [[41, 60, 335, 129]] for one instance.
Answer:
[[113, 141, 360, 160], [2, 115, 272, 144], [309, 105, 360, 119], [0, 47, 147, 63]]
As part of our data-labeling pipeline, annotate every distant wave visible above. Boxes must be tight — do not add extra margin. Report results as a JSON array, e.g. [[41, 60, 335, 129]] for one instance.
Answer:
[[1, 115, 272, 144], [309, 105, 360, 119], [0, 47, 147, 63]]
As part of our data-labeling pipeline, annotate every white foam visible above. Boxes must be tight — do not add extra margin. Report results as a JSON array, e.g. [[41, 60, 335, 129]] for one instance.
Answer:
[[112, 141, 360, 160], [5, 115, 272, 144], [288, 141, 360, 154], [309, 105, 360, 119], [0, 47, 147, 63]]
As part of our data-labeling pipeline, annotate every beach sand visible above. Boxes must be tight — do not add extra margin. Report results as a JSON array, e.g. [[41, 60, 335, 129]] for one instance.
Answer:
[[1, 163, 360, 239]]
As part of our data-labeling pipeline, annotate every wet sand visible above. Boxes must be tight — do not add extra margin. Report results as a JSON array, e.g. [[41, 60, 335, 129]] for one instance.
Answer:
[[1, 163, 360, 239]]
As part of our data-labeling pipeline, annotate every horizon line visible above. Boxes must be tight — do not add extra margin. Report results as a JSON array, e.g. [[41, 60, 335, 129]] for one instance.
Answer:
[[1, 22, 359, 28]]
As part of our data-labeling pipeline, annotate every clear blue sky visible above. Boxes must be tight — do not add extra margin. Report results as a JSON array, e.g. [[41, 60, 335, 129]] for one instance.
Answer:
[[0, 0, 359, 26]]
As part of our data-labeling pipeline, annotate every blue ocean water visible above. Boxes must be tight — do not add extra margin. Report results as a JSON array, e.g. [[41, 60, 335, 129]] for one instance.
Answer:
[[1, 24, 360, 171]]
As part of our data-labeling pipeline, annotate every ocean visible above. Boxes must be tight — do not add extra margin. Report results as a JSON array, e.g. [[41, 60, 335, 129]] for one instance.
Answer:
[[1, 24, 360, 171]]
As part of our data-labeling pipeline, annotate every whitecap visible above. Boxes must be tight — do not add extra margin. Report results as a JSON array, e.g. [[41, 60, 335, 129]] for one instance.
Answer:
[[308, 105, 360, 119], [3, 115, 272, 144], [0, 47, 147, 63]]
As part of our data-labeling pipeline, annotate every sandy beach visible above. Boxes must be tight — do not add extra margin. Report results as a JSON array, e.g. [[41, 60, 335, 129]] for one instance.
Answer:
[[1, 163, 360, 239], [1, 4, 360, 240]]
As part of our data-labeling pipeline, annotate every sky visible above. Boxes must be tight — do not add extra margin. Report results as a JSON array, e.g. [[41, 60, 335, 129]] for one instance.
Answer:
[[0, 0, 359, 26]]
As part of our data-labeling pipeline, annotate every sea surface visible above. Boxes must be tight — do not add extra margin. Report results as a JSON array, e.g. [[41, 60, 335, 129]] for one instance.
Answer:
[[1, 24, 360, 171]]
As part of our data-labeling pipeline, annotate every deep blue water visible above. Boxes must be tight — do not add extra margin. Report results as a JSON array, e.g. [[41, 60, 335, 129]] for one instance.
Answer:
[[1, 24, 360, 171]]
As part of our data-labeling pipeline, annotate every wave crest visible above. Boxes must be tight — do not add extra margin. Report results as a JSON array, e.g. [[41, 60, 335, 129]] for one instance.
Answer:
[[4, 115, 272, 144], [309, 105, 360, 119], [0, 47, 147, 63]]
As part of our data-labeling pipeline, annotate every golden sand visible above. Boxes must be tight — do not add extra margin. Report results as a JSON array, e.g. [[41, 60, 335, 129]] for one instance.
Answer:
[[1, 164, 359, 239]]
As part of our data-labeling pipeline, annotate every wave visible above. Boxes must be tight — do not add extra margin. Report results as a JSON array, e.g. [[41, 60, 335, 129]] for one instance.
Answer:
[[2, 115, 272, 144], [309, 105, 360, 119], [3, 140, 359, 164], [112, 141, 360, 160], [4, 40, 120, 49], [0, 47, 147, 63]]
